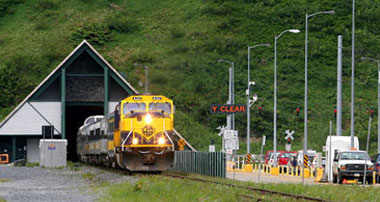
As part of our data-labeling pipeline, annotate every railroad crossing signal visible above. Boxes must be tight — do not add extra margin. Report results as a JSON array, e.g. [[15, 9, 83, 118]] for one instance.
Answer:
[[216, 125, 226, 136], [246, 153, 251, 164], [303, 155, 309, 168], [284, 130, 293, 152], [284, 130, 294, 141]]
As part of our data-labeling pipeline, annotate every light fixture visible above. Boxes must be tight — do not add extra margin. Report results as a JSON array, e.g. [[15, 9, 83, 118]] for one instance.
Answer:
[[289, 29, 301, 33], [132, 138, 138, 145], [158, 137, 165, 145], [145, 114, 152, 124]]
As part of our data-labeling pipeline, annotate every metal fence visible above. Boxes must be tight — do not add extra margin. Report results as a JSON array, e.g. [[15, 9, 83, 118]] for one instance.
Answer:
[[171, 151, 226, 178]]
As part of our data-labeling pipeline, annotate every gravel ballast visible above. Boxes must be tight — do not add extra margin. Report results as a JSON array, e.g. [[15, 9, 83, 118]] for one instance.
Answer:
[[0, 164, 138, 202]]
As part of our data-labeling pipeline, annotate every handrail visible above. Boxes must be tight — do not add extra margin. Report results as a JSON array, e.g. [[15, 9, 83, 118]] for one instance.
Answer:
[[163, 118, 175, 150], [121, 119, 133, 152]]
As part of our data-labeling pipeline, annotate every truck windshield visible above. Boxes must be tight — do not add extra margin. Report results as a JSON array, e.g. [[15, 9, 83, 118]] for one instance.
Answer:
[[340, 152, 369, 160]]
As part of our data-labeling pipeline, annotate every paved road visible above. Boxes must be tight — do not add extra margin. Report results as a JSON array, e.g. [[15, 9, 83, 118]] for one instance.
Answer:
[[0, 165, 137, 202], [227, 171, 316, 184]]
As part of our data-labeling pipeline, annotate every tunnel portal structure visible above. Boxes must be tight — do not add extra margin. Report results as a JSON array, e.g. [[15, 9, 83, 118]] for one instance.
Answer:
[[0, 40, 194, 163]]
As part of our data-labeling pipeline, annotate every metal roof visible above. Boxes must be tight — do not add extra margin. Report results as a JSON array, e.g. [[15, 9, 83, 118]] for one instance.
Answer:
[[0, 40, 138, 128]]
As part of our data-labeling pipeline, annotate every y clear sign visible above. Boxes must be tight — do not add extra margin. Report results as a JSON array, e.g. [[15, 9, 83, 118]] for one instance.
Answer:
[[210, 104, 247, 114]]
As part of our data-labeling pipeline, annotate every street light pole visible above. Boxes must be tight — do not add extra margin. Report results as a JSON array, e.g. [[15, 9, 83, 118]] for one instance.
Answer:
[[232, 62, 235, 130], [133, 63, 149, 93], [247, 43, 270, 155], [360, 56, 380, 153], [273, 29, 300, 167], [351, 0, 356, 148], [304, 10, 334, 183]]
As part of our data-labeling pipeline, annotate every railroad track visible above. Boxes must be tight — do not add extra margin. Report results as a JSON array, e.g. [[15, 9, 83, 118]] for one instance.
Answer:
[[163, 173, 331, 202]]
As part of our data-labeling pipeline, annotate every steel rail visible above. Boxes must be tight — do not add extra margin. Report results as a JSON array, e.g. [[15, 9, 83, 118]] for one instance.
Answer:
[[163, 173, 331, 202]]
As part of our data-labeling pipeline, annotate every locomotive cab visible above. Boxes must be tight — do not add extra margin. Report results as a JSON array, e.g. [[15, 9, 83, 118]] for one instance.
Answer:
[[114, 95, 176, 171]]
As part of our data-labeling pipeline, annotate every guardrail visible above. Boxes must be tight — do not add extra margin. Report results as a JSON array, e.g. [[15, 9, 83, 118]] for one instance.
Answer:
[[171, 151, 226, 178], [227, 162, 319, 178]]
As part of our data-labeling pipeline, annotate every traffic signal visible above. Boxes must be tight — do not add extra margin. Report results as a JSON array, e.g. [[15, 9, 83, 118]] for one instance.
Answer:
[[259, 106, 263, 114], [334, 108, 337, 118], [370, 107, 374, 118], [296, 107, 300, 117], [287, 138, 291, 144]]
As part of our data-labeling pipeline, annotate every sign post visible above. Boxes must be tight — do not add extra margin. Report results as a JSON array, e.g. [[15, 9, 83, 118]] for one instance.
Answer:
[[224, 130, 239, 161], [246, 153, 251, 164], [258, 135, 266, 182]]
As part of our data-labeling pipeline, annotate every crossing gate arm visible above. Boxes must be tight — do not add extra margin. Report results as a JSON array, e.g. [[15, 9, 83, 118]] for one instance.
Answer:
[[173, 129, 197, 151]]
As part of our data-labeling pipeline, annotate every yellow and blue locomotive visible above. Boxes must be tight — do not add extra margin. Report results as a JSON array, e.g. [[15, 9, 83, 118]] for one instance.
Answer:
[[77, 95, 180, 171]]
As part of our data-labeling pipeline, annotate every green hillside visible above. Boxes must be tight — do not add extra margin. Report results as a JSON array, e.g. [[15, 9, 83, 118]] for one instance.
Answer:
[[0, 0, 380, 154]]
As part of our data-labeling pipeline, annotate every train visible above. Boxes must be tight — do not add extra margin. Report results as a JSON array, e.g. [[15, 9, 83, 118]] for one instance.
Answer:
[[77, 94, 184, 171]]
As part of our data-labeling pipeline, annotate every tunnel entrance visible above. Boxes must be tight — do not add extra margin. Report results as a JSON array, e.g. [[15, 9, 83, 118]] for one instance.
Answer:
[[66, 104, 103, 161], [0, 41, 138, 163]]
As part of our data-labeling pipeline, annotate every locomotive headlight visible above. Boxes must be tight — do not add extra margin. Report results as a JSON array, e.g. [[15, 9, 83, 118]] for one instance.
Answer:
[[158, 137, 165, 144], [145, 114, 152, 124], [132, 138, 139, 145]]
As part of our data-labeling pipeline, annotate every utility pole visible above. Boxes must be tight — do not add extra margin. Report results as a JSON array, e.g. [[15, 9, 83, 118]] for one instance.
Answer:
[[337, 35, 343, 136], [273, 28, 300, 167], [247, 44, 270, 155], [351, 0, 356, 148]]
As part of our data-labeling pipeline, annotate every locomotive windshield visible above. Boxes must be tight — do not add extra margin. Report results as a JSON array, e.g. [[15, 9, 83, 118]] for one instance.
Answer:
[[149, 102, 171, 114], [123, 102, 146, 114]]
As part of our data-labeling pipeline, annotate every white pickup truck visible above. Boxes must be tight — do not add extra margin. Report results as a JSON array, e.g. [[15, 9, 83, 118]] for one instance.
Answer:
[[332, 150, 374, 184]]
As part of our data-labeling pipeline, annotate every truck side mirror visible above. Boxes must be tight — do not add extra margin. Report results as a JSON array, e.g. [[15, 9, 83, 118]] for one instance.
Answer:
[[333, 158, 338, 162]]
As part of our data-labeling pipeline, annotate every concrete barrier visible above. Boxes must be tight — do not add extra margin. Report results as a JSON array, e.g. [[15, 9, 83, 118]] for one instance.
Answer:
[[303, 168, 310, 178], [271, 166, 279, 175], [245, 164, 253, 172], [314, 168, 324, 182], [374, 171, 376, 184]]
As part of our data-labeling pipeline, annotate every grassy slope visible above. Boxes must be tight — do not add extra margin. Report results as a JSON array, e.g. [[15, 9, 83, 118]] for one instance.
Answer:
[[0, 0, 380, 153]]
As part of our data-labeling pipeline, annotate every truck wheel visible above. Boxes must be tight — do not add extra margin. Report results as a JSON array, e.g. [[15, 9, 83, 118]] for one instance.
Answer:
[[337, 173, 342, 184], [333, 174, 337, 183]]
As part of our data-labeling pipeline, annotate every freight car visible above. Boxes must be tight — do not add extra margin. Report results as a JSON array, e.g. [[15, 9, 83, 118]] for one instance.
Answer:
[[77, 95, 182, 171]]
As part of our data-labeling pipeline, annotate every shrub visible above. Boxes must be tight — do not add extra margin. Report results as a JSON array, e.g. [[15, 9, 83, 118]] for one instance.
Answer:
[[169, 26, 185, 39], [34, 0, 59, 11], [107, 14, 140, 33], [71, 23, 113, 46], [0, 0, 23, 17]]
